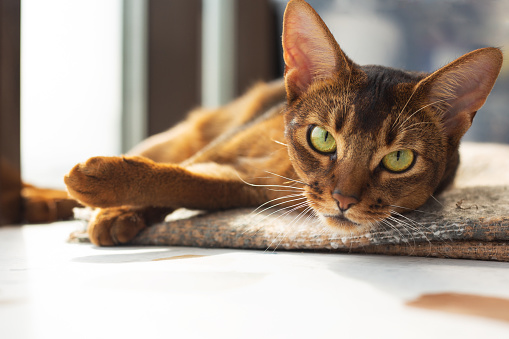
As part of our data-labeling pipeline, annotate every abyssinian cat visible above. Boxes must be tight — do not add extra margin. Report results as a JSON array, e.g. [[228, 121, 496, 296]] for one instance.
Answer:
[[60, 0, 502, 246]]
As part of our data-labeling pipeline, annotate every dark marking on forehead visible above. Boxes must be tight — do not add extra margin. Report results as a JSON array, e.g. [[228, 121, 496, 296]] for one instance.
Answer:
[[334, 118, 343, 133], [318, 94, 343, 128], [295, 84, 348, 132], [385, 127, 398, 146], [334, 105, 347, 132], [352, 65, 424, 134]]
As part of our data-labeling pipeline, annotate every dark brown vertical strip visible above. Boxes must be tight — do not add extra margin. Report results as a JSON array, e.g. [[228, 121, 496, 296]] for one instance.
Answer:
[[147, 0, 202, 136], [0, 0, 21, 225], [235, 0, 279, 96]]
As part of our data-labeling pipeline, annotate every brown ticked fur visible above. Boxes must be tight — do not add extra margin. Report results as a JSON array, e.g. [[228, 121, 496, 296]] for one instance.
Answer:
[[39, 0, 502, 246]]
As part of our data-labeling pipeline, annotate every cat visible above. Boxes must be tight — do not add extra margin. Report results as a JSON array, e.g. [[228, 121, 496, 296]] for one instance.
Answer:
[[61, 0, 502, 246]]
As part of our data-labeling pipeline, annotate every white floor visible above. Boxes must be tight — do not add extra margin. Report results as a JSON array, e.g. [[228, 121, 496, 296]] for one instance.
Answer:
[[2, 221, 509, 339]]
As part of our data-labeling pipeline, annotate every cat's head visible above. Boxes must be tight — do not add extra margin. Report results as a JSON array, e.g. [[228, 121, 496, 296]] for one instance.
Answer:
[[282, 0, 503, 234]]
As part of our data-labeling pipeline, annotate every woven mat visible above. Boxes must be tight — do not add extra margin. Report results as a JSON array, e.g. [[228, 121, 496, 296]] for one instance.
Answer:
[[106, 185, 508, 262], [69, 185, 509, 262]]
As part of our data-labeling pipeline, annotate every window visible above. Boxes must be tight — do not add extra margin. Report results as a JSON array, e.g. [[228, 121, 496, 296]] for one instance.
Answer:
[[21, 0, 122, 188]]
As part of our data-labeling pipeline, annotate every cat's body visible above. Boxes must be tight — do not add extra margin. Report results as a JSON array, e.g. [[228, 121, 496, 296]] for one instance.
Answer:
[[64, 80, 297, 245], [58, 0, 502, 246]]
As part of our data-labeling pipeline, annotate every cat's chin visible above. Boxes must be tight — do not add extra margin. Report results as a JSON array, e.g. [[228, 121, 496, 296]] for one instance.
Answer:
[[319, 214, 372, 235]]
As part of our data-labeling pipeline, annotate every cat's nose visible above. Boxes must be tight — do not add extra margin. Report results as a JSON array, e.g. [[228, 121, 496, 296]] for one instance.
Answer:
[[332, 191, 359, 212]]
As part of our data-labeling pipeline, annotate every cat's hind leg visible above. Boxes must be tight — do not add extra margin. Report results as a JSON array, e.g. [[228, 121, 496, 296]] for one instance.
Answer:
[[22, 184, 81, 223]]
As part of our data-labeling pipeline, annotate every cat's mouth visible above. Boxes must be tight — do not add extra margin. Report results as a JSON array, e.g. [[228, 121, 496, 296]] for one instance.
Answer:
[[320, 213, 371, 235], [323, 214, 354, 223]]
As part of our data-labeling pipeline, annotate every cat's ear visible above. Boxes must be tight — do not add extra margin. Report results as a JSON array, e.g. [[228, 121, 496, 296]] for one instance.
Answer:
[[418, 47, 503, 142], [282, 0, 352, 101]]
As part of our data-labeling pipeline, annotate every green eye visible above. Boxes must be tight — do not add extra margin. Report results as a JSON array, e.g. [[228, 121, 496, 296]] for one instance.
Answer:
[[382, 149, 415, 172], [308, 126, 337, 154]]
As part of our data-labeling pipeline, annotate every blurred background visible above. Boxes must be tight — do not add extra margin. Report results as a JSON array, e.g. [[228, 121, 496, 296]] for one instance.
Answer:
[[19, 0, 509, 190]]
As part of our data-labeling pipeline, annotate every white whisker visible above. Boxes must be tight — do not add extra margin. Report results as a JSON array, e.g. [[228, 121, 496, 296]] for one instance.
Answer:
[[391, 213, 433, 254], [401, 121, 435, 132], [386, 215, 421, 245], [236, 172, 305, 190], [391, 87, 418, 131], [253, 200, 309, 229], [380, 216, 411, 245], [263, 171, 309, 187], [264, 201, 310, 251], [389, 211, 435, 247], [398, 99, 448, 130], [388, 204, 438, 216], [272, 139, 288, 147], [246, 200, 309, 237], [271, 206, 313, 251], [429, 194, 444, 207], [266, 188, 306, 193], [251, 196, 307, 220], [250, 193, 305, 215]]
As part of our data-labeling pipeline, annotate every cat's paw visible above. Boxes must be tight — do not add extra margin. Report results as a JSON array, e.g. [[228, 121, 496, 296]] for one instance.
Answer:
[[88, 207, 147, 246], [64, 156, 151, 208]]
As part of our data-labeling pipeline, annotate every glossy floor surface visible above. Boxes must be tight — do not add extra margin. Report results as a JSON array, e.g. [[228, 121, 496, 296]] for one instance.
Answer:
[[2, 221, 509, 339]]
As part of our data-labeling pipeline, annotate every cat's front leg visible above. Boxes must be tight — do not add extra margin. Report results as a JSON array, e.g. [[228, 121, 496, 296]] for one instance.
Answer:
[[64, 155, 156, 208], [65, 156, 266, 210], [87, 206, 173, 246]]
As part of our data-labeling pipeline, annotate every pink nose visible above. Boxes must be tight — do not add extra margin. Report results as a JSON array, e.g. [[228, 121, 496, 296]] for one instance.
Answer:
[[332, 192, 359, 212]]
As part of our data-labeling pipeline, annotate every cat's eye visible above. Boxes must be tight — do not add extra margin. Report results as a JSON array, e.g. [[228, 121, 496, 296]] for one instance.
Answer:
[[382, 149, 415, 173], [308, 125, 337, 154]]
